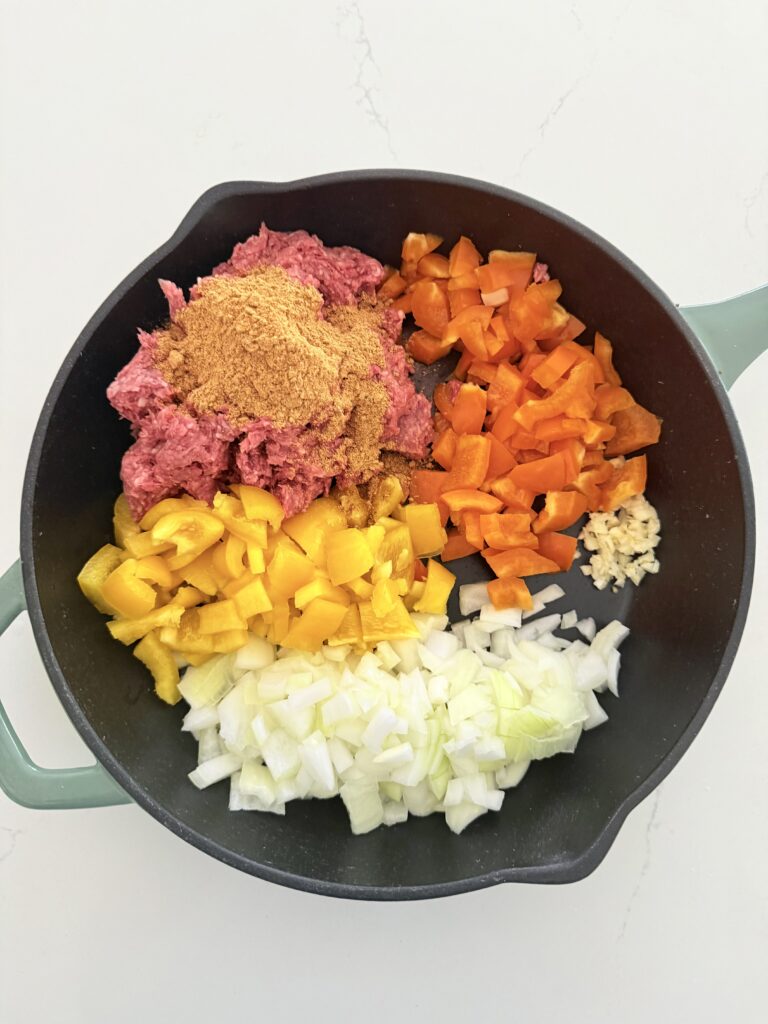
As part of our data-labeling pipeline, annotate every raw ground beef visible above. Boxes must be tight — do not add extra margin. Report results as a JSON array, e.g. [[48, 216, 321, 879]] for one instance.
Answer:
[[108, 226, 431, 520]]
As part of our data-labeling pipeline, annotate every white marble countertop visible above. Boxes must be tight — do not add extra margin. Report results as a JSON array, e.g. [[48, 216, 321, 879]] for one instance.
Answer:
[[1, 2, 766, 1020]]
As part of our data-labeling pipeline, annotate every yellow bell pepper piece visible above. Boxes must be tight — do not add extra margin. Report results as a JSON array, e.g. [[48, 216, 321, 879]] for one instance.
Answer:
[[413, 559, 456, 614], [113, 494, 141, 548], [345, 577, 374, 600], [107, 602, 184, 645], [250, 616, 268, 639], [123, 531, 174, 559], [368, 475, 405, 520], [400, 504, 447, 557], [326, 529, 375, 585], [100, 558, 157, 619], [363, 524, 386, 558], [376, 524, 415, 585], [371, 578, 399, 618], [233, 577, 273, 619], [139, 496, 207, 531], [282, 497, 346, 565], [246, 542, 265, 575], [335, 485, 369, 528], [404, 582, 425, 610], [238, 484, 284, 530], [185, 652, 214, 667], [212, 492, 268, 546], [77, 544, 124, 614], [269, 601, 292, 645], [211, 535, 247, 584], [152, 510, 225, 564], [133, 630, 180, 704], [358, 598, 420, 645], [196, 599, 246, 635], [370, 560, 393, 583], [160, 610, 216, 653], [171, 586, 207, 609], [327, 603, 364, 648], [294, 578, 350, 610], [283, 598, 348, 651], [266, 545, 317, 600], [179, 549, 219, 596], [134, 555, 174, 589], [211, 629, 250, 653]]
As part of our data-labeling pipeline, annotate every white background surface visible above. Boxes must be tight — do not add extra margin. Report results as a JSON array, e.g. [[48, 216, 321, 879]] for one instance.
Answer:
[[1, 1, 767, 1020]]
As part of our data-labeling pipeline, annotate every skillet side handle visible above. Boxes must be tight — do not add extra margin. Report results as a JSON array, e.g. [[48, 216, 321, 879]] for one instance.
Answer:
[[0, 561, 131, 809], [680, 285, 768, 390]]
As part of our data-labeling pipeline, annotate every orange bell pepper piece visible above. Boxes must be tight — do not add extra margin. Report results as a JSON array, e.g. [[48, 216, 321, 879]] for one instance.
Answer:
[[406, 329, 452, 365], [480, 512, 532, 536], [418, 253, 450, 278], [411, 280, 450, 338], [600, 455, 648, 511], [448, 433, 491, 488], [605, 405, 662, 457], [510, 452, 568, 493], [402, 232, 442, 263], [491, 403, 521, 442], [487, 363, 525, 411], [410, 470, 450, 526], [448, 236, 482, 277], [485, 434, 517, 479], [461, 511, 484, 549], [515, 361, 596, 431], [454, 350, 473, 380], [489, 316, 510, 342], [595, 384, 635, 420], [581, 419, 617, 446], [483, 548, 560, 579], [460, 320, 489, 358], [378, 270, 407, 300], [530, 344, 580, 389], [443, 305, 494, 345], [449, 288, 482, 317], [442, 489, 504, 515], [536, 531, 578, 571], [483, 530, 539, 551], [520, 352, 548, 379], [489, 474, 535, 512], [549, 437, 586, 482], [593, 332, 622, 386], [467, 361, 499, 386], [391, 294, 412, 314], [568, 461, 614, 511], [487, 576, 533, 611], [533, 416, 587, 442], [533, 491, 588, 534], [433, 383, 455, 418], [441, 529, 478, 561], [433, 428, 458, 470], [451, 384, 487, 434], [479, 252, 536, 297]]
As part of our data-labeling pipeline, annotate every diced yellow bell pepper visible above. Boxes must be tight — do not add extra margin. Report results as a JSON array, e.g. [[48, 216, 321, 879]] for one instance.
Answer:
[[283, 598, 348, 651], [124, 531, 174, 559], [113, 494, 141, 548], [211, 537, 247, 585], [133, 630, 180, 704], [250, 616, 268, 639], [107, 602, 184, 645], [326, 529, 375, 585], [185, 652, 214, 667], [270, 601, 291, 645], [246, 542, 265, 575], [371, 578, 399, 618], [151, 510, 225, 564], [265, 529, 302, 561], [400, 504, 447, 557], [100, 559, 157, 619], [160, 610, 216, 653], [363, 524, 386, 558], [327, 603, 364, 648], [179, 549, 219, 596], [370, 559, 393, 583], [196, 599, 246, 635], [233, 577, 273, 619], [358, 598, 420, 644], [266, 545, 318, 600], [238, 484, 284, 530], [368, 475, 405, 520], [294, 578, 350, 610], [376, 524, 415, 585], [171, 586, 207, 609], [413, 559, 456, 614], [334, 485, 369, 528], [222, 571, 256, 598], [345, 577, 374, 600], [212, 493, 268, 546], [211, 629, 250, 653], [77, 544, 124, 614], [282, 497, 346, 565], [134, 554, 174, 589], [404, 581, 426, 610], [139, 496, 207, 531]]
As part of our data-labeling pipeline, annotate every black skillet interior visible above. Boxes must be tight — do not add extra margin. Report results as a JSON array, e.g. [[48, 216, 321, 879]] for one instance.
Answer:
[[21, 172, 754, 898]]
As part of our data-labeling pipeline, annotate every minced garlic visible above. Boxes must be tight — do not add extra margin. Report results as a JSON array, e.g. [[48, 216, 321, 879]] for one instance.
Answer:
[[579, 493, 661, 592]]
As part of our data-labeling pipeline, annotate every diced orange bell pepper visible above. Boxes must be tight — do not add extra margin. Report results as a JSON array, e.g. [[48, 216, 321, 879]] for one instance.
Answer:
[[600, 455, 648, 511], [483, 530, 539, 551], [593, 332, 622, 386], [595, 384, 635, 420], [442, 489, 504, 515], [449, 288, 483, 317], [433, 383, 455, 418], [378, 270, 407, 300], [454, 349, 473, 381], [443, 305, 494, 345], [549, 437, 586, 483], [487, 576, 533, 611], [449, 236, 482, 277], [568, 462, 614, 511], [533, 416, 587, 442], [461, 320, 489, 359], [536, 531, 578, 571], [418, 253, 450, 278], [441, 529, 477, 561], [533, 490, 588, 534], [485, 434, 517, 479], [448, 433, 491, 488], [467, 361, 499, 385], [391, 294, 412, 314], [510, 452, 568, 493], [489, 316, 510, 342], [491, 402, 522, 442], [519, 352, 548, 380], [410, 469, 450, 526], [461, 511, 484, 549], [432, 428, 458, 470], [488, 474, 535, 512], [411, 280, 450, 337], [581, 420, 617, 446], [605, 405, 662, 457], [406, 329, 452, 365], [507, 281, 567, 342], [483, 547, 560, 578], [451, 384, 487, 434], [514, 361, 596, 431], [402, 232, 443, 263], [530, 345, 580, 389], [480, 512, 532, 537], [477, 252, 536, 297]]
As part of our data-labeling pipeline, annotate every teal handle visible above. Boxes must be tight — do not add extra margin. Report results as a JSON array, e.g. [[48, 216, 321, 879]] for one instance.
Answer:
[[680, 284, 768, 389], [0, 561, 131, 809]]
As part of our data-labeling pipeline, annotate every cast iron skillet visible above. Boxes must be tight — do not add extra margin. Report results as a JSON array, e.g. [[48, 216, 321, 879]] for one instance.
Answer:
[[0, 171, 764, 900]]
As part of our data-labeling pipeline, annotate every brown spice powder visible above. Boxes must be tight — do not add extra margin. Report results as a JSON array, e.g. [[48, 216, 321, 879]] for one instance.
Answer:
[[153, 266, 392, 481]]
